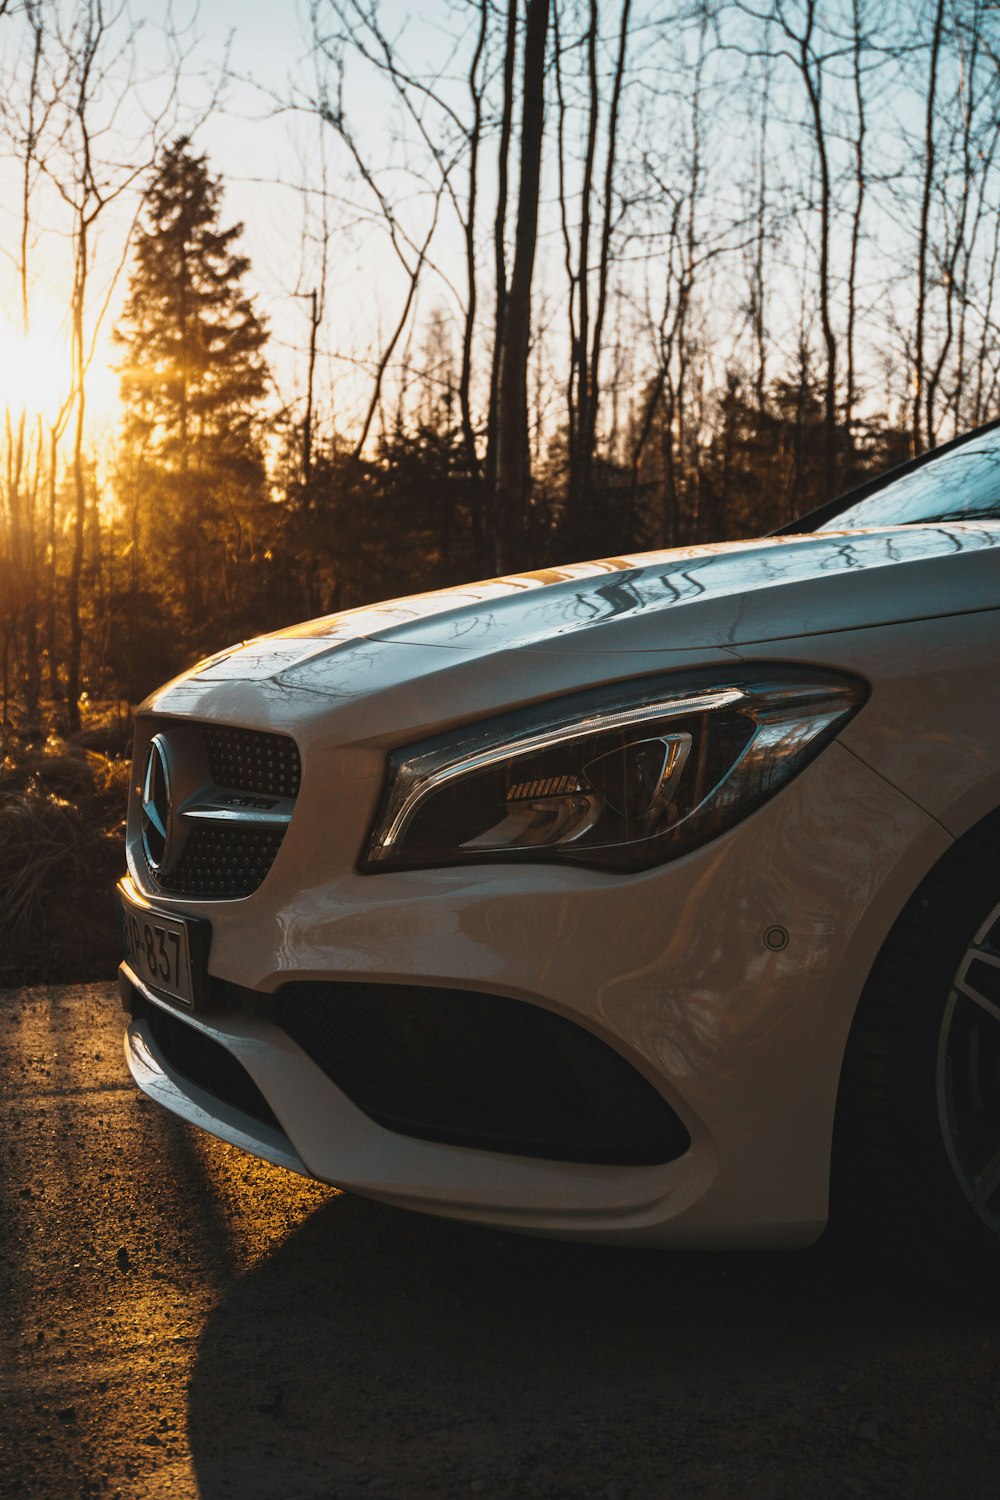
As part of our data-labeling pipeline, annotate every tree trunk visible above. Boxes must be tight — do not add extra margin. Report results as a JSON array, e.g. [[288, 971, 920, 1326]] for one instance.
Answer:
[[581, 0, 631, 492], [913, 0, 946, 455], [568, 0, 599, 520], [493, 0, 550, 574], [459, 0, 487, 561], [66, 255, 87, 735], [845, 0, 866, 447], [798, 10, 837, 498], [484, 0, 519, 567]]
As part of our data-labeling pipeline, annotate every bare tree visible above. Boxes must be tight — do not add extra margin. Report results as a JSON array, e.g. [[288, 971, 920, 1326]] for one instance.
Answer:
[[492, 0, 550, 572], [43, 1, 191, 727], [566, 0, 599, 519], [913, 0, 946, 455], [844, 0, 867, 442], [458, 0, 488, 505], [0, 0, 72, 728], [774, 0, 838, 495], [629, 4, 718, 546], [484, 0, 519, 545], [924, 0, 1000, 445], [560, 0, 632, 517]]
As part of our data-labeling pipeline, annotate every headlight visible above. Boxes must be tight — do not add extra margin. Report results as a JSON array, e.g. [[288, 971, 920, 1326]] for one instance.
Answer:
[[363, 666, 866, 873]]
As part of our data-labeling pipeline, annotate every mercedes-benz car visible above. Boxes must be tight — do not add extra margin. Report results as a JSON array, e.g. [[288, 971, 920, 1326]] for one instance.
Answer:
[[118, 422, 1000, 1278]]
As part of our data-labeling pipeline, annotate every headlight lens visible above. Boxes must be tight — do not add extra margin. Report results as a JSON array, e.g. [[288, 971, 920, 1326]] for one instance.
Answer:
[[363, 667, 866, 873]]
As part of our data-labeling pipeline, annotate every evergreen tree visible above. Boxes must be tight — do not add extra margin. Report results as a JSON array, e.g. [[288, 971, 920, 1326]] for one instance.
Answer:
[[116, 137, 272, 649]]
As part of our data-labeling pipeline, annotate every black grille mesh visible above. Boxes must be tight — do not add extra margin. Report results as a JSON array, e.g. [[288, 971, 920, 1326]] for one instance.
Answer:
[[158, 825, 287, 898], [272, 982, 690, 1166], [143, 722, 300, 899], [203, 725, 301, 797]]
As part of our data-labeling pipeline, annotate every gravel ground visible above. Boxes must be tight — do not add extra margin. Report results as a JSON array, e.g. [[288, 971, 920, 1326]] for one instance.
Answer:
[[2, 982, 999, 1500]]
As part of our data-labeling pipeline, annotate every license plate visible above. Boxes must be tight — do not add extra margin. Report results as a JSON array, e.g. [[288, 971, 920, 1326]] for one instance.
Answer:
[[119, 880, 199, 1010]]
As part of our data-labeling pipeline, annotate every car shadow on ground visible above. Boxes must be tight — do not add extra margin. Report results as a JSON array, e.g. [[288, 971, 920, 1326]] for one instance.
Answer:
[[186, 1185, 1000, 1500]]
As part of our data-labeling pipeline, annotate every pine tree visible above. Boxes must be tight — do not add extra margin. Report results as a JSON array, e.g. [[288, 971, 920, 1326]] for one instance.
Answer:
[[116, 137, 271, 649]]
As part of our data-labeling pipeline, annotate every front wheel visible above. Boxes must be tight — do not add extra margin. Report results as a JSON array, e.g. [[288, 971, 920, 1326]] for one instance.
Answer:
[[936, 900, 1000, 1236], [835, 812, 1000, 1283]]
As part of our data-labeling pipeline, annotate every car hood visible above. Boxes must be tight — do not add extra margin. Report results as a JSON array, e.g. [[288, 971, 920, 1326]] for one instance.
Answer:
[[189, 522, 1000, 690]]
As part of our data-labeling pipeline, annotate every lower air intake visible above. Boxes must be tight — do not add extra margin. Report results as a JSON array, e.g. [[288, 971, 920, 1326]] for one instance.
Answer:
[[271, 982, 689, 1166], [133, 992, 281, 1131]]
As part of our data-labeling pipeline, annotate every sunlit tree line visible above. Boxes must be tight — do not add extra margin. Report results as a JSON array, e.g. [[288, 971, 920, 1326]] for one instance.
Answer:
[[1, 0, 999, 749]]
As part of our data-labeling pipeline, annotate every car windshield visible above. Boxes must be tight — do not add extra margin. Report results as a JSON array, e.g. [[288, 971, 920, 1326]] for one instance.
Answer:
[[817, 427, 1000, 530]]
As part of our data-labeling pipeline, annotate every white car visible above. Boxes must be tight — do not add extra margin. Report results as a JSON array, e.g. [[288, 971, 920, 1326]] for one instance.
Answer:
[[119, 424, 1000, 1278]]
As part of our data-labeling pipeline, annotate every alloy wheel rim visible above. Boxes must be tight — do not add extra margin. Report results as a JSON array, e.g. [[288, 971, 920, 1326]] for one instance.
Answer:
[[936, 898, 1000, 1234]]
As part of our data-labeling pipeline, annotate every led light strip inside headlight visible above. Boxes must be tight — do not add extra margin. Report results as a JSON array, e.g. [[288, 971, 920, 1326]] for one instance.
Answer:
[[364, 667, 866, 874]]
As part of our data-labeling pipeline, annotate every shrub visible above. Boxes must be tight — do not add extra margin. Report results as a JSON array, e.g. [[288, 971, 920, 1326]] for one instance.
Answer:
[[0, 746, 130, 986]]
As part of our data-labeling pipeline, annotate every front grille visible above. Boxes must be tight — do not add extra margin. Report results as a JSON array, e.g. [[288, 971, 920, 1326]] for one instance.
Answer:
[[271, 982, 690, 1166], [161, 825, 287, 899], [203, 725, 301, 798], [138, 721, 300, 900], [133, 992, 282, 1130]]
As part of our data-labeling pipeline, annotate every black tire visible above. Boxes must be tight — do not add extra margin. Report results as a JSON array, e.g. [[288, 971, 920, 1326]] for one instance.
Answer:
[[834, 809, 1000, 1283]]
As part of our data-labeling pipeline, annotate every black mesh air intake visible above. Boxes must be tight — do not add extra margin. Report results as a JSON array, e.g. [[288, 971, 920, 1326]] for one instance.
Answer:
[[161, 825, 288, 899], [271, 982, 690, 1166], [202, 725, 301, 798]]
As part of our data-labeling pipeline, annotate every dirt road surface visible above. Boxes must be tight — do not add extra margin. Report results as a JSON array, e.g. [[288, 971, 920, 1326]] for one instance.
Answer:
[[2, 983, 998, 1500]]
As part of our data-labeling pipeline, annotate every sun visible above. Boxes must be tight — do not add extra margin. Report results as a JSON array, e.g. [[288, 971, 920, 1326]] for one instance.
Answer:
[[0, 312, 122, 428], [0, 313, 73, 422]]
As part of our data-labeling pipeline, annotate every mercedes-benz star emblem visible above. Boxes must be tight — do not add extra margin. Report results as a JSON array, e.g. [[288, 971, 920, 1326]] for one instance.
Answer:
[[141, 734, 173, 872]]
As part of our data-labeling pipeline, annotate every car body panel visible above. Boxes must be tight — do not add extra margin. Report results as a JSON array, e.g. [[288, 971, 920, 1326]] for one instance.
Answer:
[[171, 524, 1000, 692], [125, 1006, 308, 1175], [747, 609, 1000, 837], [353, 524, 999, 656], [142, 642, 745, 752]]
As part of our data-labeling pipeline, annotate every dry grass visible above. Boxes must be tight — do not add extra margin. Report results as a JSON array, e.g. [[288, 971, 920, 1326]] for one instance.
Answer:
[[0, 737, 131, 986]]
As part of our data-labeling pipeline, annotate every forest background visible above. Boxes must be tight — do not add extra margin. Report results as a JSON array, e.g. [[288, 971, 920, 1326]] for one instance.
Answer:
[[1, 0, 998, 981]]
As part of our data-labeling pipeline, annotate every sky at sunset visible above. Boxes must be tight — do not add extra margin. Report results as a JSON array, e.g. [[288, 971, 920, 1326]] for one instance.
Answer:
[[0, 0, 398, 433], [0, 0, 978, 449]]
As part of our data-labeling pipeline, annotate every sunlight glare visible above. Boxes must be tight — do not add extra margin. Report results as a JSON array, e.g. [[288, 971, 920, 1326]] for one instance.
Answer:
[[0, 313, 122, 429], [0, 314, 72, 422]]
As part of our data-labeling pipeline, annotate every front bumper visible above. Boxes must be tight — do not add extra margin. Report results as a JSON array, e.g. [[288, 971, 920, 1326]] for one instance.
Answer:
[[121, 738, 949, 1247]]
